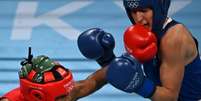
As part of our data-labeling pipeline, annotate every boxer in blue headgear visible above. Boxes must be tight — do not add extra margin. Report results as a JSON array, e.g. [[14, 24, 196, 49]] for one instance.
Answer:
[[61, 0, 201, 101], [120, 0, 201, 101], [123, 0, 170, 36]]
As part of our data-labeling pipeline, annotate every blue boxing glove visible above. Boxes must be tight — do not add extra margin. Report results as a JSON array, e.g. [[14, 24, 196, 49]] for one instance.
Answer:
[[78, 28, 115, 67], [106, 53, 156, 98]]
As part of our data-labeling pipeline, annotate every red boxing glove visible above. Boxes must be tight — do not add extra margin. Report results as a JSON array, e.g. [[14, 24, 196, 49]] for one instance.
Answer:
[[1, 87, 24, 101], [124, 24, 157, 63]]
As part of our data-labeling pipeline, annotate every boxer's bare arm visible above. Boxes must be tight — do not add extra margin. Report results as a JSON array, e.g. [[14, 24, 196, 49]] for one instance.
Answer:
[[68, 67, 108, 101], [151, 24, 197, 101]]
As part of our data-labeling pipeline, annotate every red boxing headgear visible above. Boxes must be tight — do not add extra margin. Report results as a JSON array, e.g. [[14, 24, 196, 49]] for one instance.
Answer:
[[20, 66, 74, 101], [19, 54, 74, 101], [124, 24, 158, 63]]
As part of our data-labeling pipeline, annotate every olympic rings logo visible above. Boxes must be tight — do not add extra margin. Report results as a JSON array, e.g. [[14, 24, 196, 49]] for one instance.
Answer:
[[125, 0, 140, 8]]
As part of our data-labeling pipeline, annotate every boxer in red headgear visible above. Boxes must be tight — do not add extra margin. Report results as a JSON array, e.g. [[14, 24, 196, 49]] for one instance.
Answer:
[[0, 48, 74, 101]]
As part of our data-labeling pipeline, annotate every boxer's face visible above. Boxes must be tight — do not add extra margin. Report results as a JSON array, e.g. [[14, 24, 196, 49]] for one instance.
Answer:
[[131, 8, 153, 30]]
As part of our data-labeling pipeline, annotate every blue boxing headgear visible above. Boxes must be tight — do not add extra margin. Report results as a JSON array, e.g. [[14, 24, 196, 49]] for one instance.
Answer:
[[123, 0, 170, 34]]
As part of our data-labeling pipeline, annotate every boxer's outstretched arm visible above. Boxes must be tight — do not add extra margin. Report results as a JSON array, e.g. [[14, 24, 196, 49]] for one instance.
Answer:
[[68, 67, 108, 101]]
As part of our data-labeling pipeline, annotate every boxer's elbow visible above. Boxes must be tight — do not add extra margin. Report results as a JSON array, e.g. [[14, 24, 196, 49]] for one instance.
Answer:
[[151, 86, 179, 101]]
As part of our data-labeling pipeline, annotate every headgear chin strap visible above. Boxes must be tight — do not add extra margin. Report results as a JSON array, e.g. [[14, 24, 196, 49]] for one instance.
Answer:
[[19, 50, 74, 101], [123, 0, 170, 34]]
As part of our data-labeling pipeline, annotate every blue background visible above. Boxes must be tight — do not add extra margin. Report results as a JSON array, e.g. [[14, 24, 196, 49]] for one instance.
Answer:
[[0, 0, 200, 101]]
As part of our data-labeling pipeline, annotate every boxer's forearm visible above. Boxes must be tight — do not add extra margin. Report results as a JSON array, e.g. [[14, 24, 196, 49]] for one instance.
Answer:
[[72, 67, 108, 100], [74, 79, 106, 99]]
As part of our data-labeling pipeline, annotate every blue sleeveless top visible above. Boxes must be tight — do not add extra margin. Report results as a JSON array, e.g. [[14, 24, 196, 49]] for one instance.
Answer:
[[143, 18, 201, 101]]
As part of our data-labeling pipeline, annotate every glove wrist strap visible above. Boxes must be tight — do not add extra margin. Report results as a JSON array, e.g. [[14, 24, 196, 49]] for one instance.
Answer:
[[96, 52, 115, 67], [136, 78, 156, 98]]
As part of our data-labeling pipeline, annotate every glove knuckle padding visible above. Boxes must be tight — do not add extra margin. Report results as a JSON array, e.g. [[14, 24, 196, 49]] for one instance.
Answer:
[[100, 33, 115, 49], [78, 28, 104, 59], [106, 53, 156, 98], [124, 24, 157, 63], [134, 43, 157, 62], [78, 28, 116, 67], [106, 54, 144, 93]]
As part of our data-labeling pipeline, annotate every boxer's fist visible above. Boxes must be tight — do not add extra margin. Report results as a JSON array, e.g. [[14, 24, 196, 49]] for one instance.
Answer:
[[106, 53, 156, 98], [124, 24, 157, 63], [78, 28, 115, 67]]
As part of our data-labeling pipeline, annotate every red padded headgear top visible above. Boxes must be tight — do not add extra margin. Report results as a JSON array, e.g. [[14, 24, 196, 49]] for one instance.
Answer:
[[20, 66, 74, 101]]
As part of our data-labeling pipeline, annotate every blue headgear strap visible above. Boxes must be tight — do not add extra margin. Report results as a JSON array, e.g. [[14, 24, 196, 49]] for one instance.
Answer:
[[123, 0, 170, 36]]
